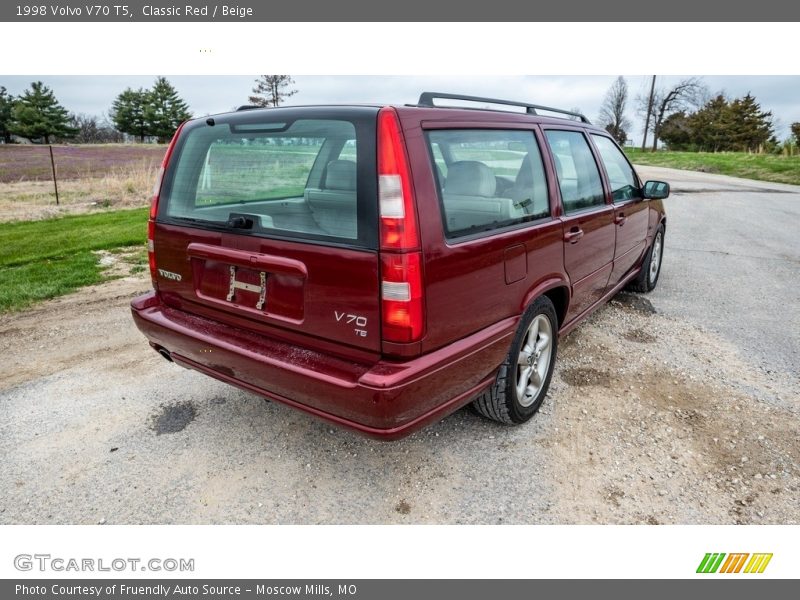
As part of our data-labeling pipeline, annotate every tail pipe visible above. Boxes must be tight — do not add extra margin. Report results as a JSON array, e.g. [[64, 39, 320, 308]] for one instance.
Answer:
[[153, 345, 173, 362]]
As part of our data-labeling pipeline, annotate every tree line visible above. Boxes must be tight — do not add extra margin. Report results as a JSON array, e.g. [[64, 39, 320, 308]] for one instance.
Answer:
[[0, 75, 298, 146], [597, 76, 797, 153], [0, 77, 192, 145]]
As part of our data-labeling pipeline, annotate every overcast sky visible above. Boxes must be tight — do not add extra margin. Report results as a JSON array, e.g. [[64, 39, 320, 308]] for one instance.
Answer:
[[2, 75, 798, 144]]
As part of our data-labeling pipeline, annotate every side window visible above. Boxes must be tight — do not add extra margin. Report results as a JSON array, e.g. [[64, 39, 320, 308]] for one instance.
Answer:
[[426, 129, 549, 238], [544, 130, 605, 214], [591, 134, 640, 202]]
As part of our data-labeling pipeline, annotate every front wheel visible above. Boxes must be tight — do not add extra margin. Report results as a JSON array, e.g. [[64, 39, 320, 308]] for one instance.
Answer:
[[629, 224, 665, 293], [472, 295, 558, 425]]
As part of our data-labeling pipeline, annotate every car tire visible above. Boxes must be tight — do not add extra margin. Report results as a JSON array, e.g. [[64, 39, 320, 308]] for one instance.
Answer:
[[629, 224, 665, 293], [472, 295, 558, 425]]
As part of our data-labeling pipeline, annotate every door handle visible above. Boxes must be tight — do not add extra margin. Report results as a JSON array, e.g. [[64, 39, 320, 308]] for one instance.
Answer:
[[614, 214, 627, 226], [564, 227, 584, 244]]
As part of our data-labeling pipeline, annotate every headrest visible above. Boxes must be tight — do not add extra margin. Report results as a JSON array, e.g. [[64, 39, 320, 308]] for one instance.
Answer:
[[444, 161, 496, 197], [515, 153, 534, 187], [325, 160, 357, 191]]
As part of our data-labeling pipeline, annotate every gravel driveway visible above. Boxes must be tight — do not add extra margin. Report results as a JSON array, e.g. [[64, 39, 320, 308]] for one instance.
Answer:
[[1, 167, 798, 525]]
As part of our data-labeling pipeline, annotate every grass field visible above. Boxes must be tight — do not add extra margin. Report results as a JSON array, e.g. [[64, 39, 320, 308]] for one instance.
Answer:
[[625, 149, 800, 186], [0, 208, 148, 312]]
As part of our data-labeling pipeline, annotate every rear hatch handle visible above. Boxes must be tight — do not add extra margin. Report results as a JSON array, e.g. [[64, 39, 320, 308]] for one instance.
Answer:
[[186, 243, 308, 277]]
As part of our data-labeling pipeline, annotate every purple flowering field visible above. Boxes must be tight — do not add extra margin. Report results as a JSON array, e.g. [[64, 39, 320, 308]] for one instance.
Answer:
[[0, 144, 166, 183]]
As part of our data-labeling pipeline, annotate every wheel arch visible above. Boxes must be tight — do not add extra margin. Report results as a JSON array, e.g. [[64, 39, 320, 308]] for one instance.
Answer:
[[521, 277, 571, 330]]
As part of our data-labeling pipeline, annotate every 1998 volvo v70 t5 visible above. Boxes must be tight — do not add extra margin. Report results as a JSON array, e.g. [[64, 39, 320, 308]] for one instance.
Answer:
[[131, 92, 669, 439]]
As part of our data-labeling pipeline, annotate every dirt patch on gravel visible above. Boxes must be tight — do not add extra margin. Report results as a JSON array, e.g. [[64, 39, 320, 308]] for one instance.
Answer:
[[547, 298, 799, 524], [623, 328, 658, 344], [560, 367, 612, 388], [611, 293, 657, 315], [0, 275, 151, 390]]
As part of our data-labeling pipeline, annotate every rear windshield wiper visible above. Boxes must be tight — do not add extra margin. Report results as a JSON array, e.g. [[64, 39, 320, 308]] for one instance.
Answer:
[[170, 216, 213, 225]]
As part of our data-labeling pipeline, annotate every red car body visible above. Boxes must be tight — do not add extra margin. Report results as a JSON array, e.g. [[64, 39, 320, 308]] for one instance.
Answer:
[[131, 96, 667, 439]]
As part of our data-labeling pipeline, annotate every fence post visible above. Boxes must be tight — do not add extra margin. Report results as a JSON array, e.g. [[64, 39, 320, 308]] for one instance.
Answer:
[[49, 144, 59, 205]]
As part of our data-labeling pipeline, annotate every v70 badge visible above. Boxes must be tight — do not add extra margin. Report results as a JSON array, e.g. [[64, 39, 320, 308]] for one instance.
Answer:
[[226, 266, 267, 310]]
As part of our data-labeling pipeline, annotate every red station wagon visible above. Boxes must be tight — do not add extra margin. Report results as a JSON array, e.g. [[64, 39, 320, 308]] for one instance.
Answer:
[[131, 92, 669, 439]]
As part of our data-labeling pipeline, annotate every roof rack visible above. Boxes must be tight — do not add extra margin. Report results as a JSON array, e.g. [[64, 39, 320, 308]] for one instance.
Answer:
[[236, 104, 262, 111], [416, 92, 590, 124]]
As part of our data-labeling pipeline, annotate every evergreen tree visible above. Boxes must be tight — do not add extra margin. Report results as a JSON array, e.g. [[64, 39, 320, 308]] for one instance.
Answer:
[[658, 111, 692, 150], [0, 86, 14, 143], [727, 93, 773, 152], [792, 122, 800, 146], [248, 75, 297, 107], [688, 94, 732, 151], [110, 87, 150, 142], [9, 81, 77, 144], [144, 76, 192, 143]]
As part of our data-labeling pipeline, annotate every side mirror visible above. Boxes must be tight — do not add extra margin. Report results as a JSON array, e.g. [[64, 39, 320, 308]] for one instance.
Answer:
[[643, 180, 670, 200]]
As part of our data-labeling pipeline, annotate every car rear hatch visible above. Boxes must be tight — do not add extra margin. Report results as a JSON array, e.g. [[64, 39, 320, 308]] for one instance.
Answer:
[[149, 106, 383, 356]]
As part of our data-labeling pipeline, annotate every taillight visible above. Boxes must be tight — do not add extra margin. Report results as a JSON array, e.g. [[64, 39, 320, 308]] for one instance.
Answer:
[[148, 121, 186, 287], [377, 108, 424, 343], [381, 252, 423, 343], [378, 107, 419, 250]]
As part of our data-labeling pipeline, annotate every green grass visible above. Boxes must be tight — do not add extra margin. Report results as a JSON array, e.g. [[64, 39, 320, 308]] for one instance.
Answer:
[[625, 149, 800, 186], [0, 208, 147, 312]]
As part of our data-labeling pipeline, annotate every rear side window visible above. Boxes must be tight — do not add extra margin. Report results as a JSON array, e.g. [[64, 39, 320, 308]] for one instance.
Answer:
[[426, 129, 549, 238], [544, 130, 605, 214], [162, 116, 373, 246], [591, 134, 641, 202]]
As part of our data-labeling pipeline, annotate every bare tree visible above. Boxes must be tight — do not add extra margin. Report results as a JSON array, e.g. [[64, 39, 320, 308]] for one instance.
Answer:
[[597, 76, 631, 145], [248, 75, 298, 107], [66, 113, 124, 143], [638, 77, 707, 151], [641, 75, 656, 151]]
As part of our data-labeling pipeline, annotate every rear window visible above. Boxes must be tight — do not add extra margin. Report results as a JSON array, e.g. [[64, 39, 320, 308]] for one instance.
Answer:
[[160, 112, 377, 247], [426, 129, 549, 239]]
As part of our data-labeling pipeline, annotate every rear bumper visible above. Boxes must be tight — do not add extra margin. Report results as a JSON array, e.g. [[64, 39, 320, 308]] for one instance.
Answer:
[[130, 291, 516, 439]]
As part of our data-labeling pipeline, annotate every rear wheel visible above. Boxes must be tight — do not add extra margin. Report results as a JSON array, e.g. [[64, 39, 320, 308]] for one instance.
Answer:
[[629, 224, 665, 293], [472, 295, 558, 424]]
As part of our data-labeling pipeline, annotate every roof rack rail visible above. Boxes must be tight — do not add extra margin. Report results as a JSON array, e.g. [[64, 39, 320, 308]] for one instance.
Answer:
[[416, 92, 590, 124], [236, 104, 262, 111]]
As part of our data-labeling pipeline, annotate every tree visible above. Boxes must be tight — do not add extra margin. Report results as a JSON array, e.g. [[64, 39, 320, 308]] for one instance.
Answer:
[[597, 76, 631, 145], [144, 76, 192, 143], [9, 81, 77, 144], [686, 94, 732, 151], [0, 86, 14, 143], [638, 77, 706, 151], [726, 93, 773, 152], [66, 113, 123, 144], [792, 122, 800, 146], [658, 111, 692, 150], [658, 93, 776, 153], [110, 87, 150, 142], [248, 75, 297, 107]]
